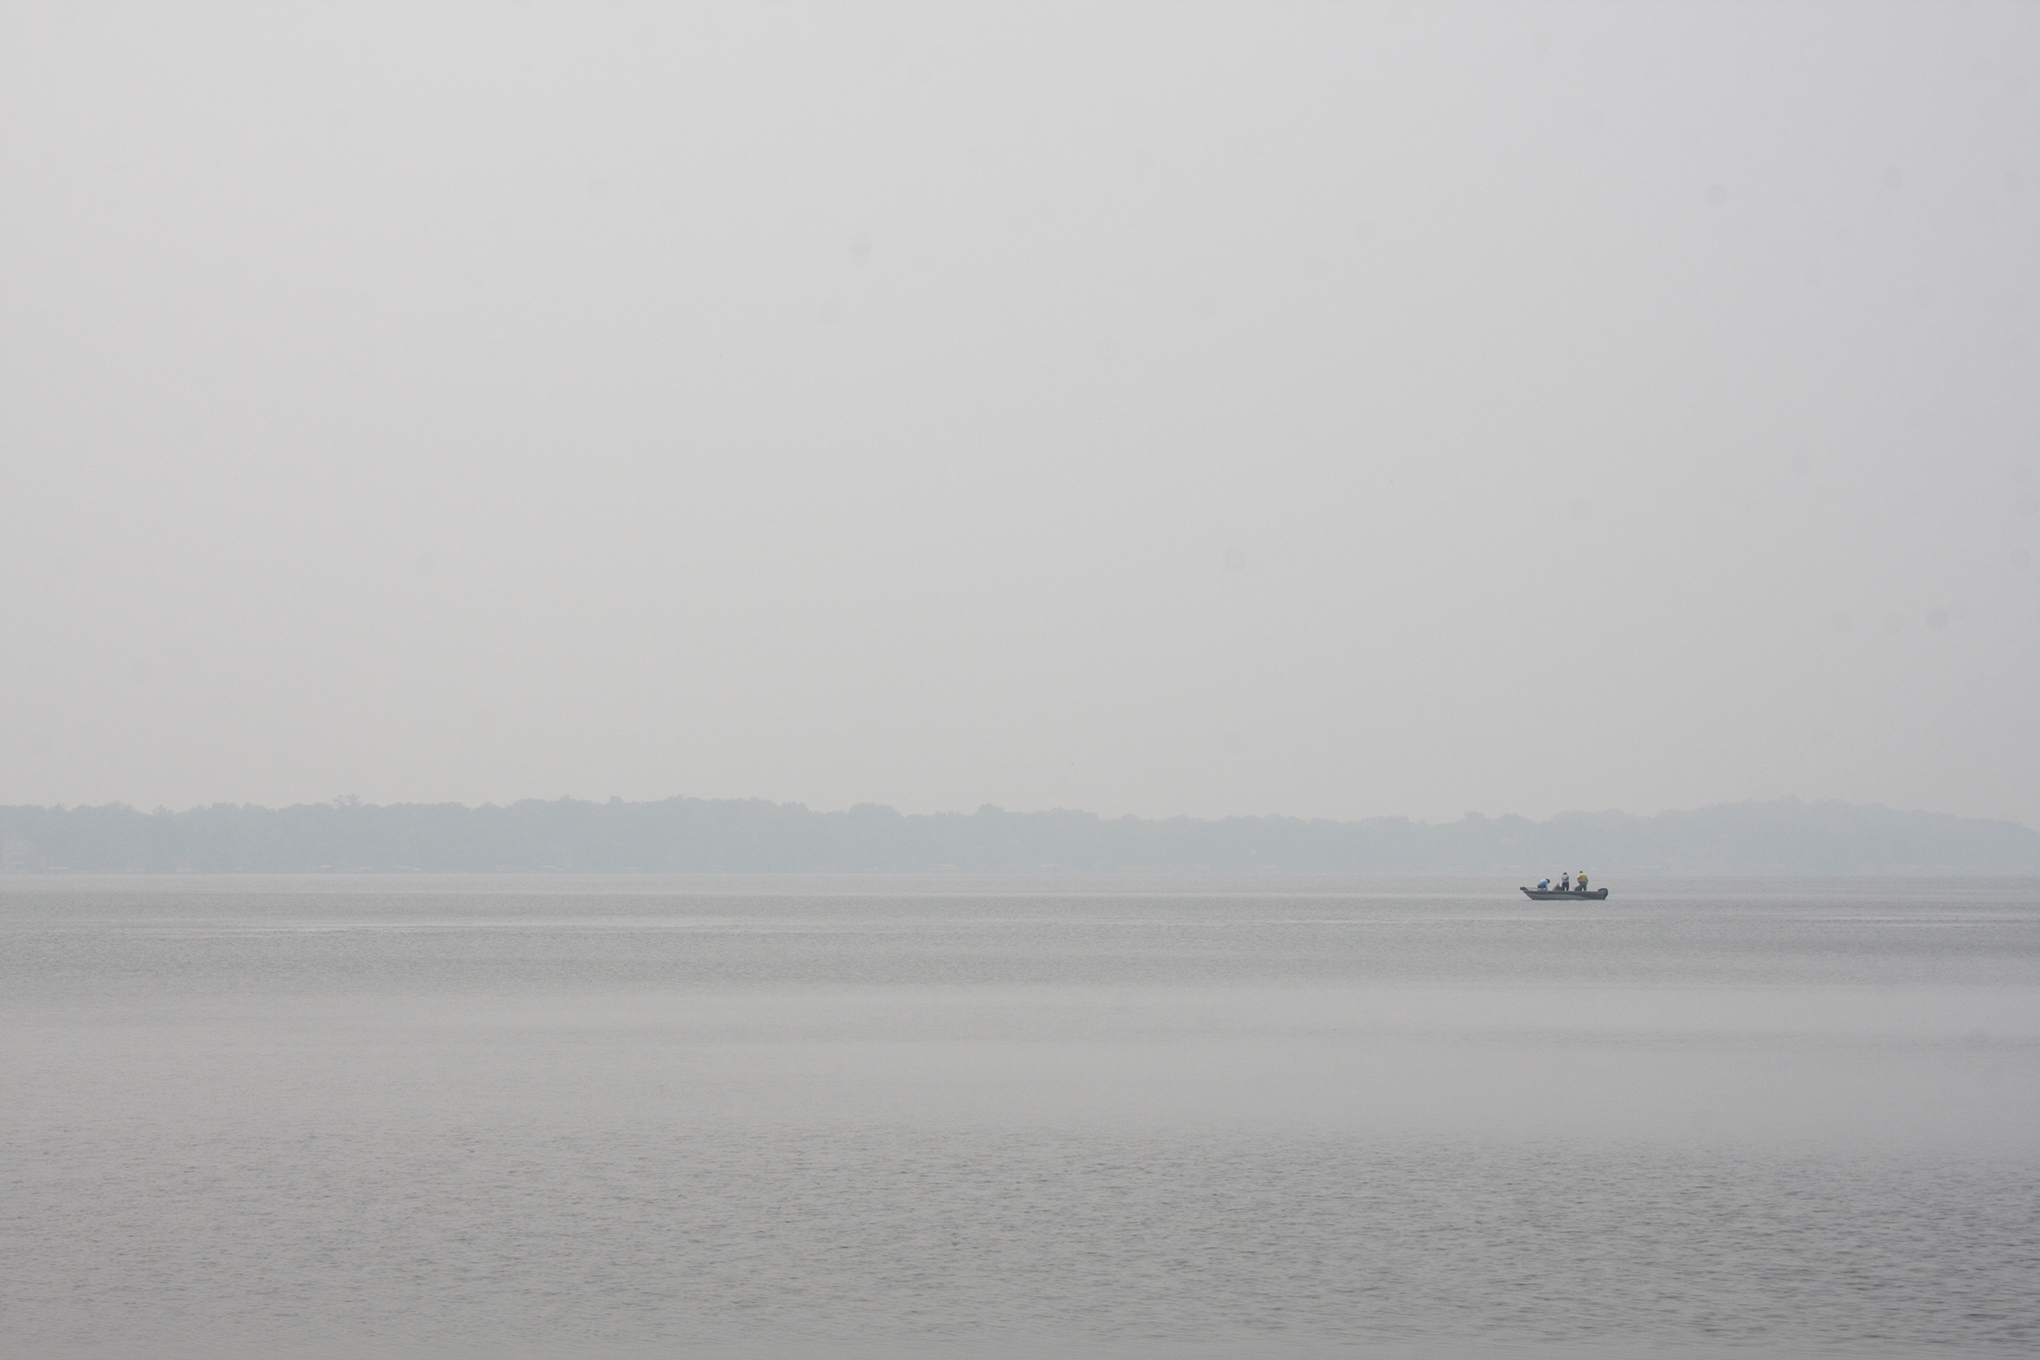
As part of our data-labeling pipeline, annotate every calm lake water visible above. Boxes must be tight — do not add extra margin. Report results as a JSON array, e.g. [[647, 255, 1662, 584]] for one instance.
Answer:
[[2, 875, 2036, 1360]]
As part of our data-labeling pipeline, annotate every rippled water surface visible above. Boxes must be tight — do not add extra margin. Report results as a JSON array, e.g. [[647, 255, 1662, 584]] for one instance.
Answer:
[[3, 875, 2037, 1359]]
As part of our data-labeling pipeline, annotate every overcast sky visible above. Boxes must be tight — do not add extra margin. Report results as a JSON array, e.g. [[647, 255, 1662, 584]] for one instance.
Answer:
[[2, 2, 2035, 826]]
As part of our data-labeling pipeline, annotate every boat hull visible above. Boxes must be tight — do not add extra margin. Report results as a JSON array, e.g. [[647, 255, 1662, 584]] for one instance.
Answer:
[[1519, 887, 1609, 900]]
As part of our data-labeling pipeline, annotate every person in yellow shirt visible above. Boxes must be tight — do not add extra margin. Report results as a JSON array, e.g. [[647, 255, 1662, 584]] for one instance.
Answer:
[[1577, 871, 1589, 891]]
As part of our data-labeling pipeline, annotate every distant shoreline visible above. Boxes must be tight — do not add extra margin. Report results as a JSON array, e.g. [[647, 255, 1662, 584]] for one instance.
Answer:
[[4, 796, 2037, 876]]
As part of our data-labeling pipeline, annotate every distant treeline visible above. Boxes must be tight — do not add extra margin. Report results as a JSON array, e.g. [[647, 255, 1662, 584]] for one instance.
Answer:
[[2, 796, 2037, 874]]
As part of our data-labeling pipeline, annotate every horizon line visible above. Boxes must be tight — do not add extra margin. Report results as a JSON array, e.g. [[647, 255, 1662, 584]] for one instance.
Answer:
[[6, 792, 2028, 831]]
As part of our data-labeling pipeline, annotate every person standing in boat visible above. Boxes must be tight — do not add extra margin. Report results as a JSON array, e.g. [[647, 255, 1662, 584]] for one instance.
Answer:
[[1577, 871, 1589, 891], [1560, 872, 1571, 891], [1537, 877, 1551, 890]]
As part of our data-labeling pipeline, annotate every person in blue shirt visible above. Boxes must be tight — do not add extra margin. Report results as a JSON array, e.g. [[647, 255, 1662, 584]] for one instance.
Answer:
[[1537, 878, 1551, 890]]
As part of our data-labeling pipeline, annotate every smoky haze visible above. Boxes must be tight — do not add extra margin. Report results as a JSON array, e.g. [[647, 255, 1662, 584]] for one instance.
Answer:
[[2, 3, 2035, 827]]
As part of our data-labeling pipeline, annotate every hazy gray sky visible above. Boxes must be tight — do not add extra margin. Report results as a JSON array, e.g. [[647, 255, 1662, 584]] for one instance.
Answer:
[[3, 2, 2035, 826]]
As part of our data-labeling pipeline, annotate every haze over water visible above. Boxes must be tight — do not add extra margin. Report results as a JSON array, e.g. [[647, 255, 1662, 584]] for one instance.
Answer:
[[7, 5, 2036, 1355], [4, 875, 2036, 1359]]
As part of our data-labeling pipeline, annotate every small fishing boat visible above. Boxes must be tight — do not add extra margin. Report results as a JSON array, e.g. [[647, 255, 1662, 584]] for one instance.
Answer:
[[1520, 886, 1609, 900]]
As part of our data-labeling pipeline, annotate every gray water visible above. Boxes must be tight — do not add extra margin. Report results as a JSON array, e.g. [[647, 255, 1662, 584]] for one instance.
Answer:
[[2, 875, 2036, 1360]]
